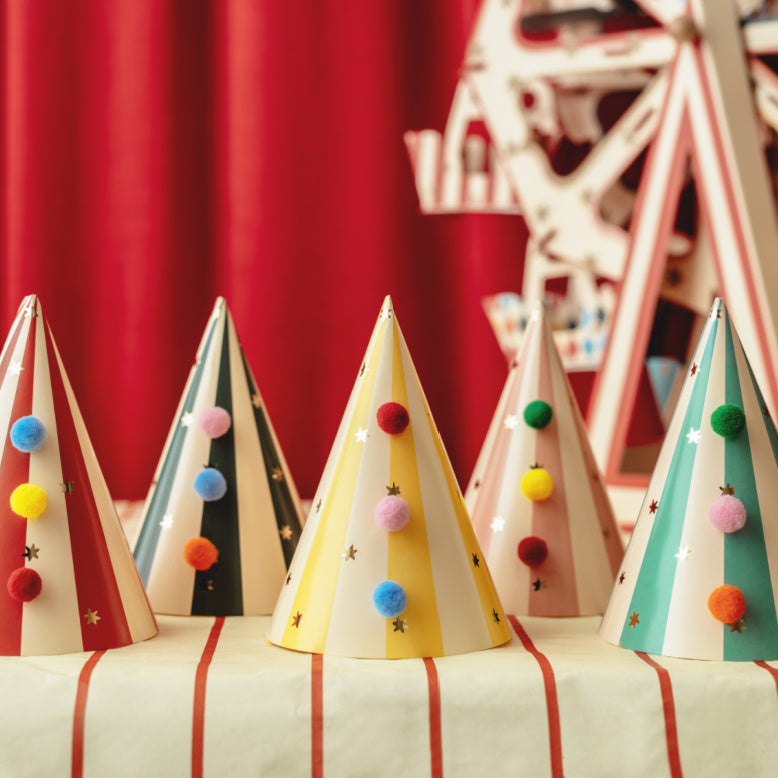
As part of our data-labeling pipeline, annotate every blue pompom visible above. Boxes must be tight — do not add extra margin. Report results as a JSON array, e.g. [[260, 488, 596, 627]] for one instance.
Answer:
[[10, 416, 47, 453], [372, 580, 407, 618], [193, 468, 228, 501]]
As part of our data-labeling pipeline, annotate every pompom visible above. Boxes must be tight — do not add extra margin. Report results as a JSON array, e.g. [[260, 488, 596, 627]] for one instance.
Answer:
[[193, 468, 227, 501], [7, 567, 42, 602], [184, 537, 219, 570], [708, 584, 746, 624], [10, 416, 47, 453], [523, 400, 553, 430], [199, 407, 232, 439], [709, 495, 747, 533], [10, 484, 47, 519], [710, 404, 746, 439], [374, 496, 410, 532], [518, 536, 548, 567], [520, 468, 553, 501], [372, 580, 407, 618], [376, 402, 410, 434]]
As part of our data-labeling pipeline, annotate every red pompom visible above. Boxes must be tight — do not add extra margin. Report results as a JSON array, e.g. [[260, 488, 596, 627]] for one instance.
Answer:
[[7, 567, 42, 602], [377, 402, 410, 434], [517, 536, 548, 567], [184, 537, 219, 571]]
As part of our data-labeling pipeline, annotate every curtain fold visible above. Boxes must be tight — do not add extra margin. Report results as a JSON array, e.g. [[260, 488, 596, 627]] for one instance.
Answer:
[[1, 1, 527, 499]]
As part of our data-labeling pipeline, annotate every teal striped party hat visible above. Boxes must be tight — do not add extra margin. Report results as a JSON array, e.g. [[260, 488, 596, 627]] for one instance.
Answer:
[[133, 298, 304, 616], [600, 298, 778, 660]]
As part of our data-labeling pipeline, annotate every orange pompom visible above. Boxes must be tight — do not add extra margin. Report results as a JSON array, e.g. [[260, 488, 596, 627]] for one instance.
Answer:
[[183, 537, 219, 571], [707, 584, 746, 624]]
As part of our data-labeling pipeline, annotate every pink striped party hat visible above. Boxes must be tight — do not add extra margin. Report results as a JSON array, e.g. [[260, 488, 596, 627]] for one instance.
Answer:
[[465, 302, 623, 616], [0, 295, 157, 655]]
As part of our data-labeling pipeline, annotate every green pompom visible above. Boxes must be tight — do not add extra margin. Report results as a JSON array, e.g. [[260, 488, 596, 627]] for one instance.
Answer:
[[524, 400, 553, 430], [710, 404, 746, 439]]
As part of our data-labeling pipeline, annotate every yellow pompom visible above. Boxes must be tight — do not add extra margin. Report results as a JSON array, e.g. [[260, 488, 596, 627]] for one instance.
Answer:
[[10, 483, 47, 519], [521, 468, 553, 501]]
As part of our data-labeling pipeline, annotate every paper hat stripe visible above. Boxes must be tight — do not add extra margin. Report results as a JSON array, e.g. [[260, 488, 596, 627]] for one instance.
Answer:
[[0, 310, 37, 654], [277, 314, 385, 654], [45, 329, 133, 650], [602, 300, 778, 660], [134, 316, 219, 585], [239, 349, 302, 569], [403, 335, 505, 651], [192, 317, 242, 614], [270, 299, 509, 658]]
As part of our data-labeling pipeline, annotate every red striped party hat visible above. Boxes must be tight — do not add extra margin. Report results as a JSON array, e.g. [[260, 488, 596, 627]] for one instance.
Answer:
[[0, 295, 158, 655], [465, 302, 623, 616], [134, 298, 304, 615]]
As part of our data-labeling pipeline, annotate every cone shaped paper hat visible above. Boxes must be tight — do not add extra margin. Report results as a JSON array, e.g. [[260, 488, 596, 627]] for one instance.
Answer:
[[465, 303, 622, 616], [600, 299, 778, 660], [134, 298, 304, 616], [269, 297, 510, 658], [0, 296, 157, 655]]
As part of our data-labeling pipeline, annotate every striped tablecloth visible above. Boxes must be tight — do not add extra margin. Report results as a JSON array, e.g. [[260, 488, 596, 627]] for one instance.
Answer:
[[2, 614, 778, 777]]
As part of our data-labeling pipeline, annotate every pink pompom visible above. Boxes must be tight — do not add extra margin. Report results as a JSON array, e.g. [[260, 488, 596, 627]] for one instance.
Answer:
[[374, 496, 410, 532], [199, 407, 232, 438], [709, 495, 747, 533]]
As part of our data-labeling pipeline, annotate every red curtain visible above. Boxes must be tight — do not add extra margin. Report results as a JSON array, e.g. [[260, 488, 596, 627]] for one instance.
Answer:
[[0, 1, 528, 499]]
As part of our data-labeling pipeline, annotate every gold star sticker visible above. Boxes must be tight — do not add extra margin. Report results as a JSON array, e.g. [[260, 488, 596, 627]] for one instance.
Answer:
[[392, 617, 407, 633], [286, 574, 292, 585], [378, 306, 393, 322], [628, 611, 640, 628], [279, 525, 293, 541], [181, 411, 195, 427], [532, 578, 546, 591], [271, 467, 284, 482], [341, 544, 357, 561], [690, 363, 698, 376], [359, 362, 368, 377], [649, 499, 659, 514], [83, 609, 101, 626], [60, 480, 75, 495], [618, 572, 626, 584], [709, 307, 722, 319], [291, 611, 303, 628], [160, 514, 174, 530], [22, 544, 39, 560], [386, 482, 401, 496], [602, 529, 611, 539], [24, 304, 38, 319], [730, 619, 745, 634], [529, 462, 543, 470], [472, 553, 480, 567], [355, 427, 369, 443], [251, 393, 262, 409], [504, 415, 518, 430], [8, 361, 23, 376], [720, 483, 736, 496], [492, 609, 501, 624], [315, 498, 322, 513]]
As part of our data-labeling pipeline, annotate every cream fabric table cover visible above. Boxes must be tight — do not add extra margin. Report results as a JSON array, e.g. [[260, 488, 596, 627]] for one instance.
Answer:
[[1, 615, 777, 778]]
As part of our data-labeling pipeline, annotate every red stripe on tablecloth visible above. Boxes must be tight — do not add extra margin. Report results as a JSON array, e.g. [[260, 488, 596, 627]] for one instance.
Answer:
[[71, 649, 106, 778], [755, 661, 778, 697], [423, 657, 443, 778], [508, 616, 563, 777], [311, 653, 323, 778], [635, 652, 682, 778], [192, 616, 225, 778]]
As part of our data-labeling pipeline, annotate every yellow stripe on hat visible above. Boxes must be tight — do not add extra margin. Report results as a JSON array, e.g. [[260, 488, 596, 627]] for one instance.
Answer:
[[386, 319, 443, 658], [280, 317, 387, 652], [409, 342, 511, 648]]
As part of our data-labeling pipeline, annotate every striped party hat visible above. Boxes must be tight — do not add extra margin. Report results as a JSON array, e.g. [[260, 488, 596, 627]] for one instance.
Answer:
[[0, 295, 157, 655], [269, 296, 510, 658], [465, 302, 623, 616], [600, 298, 778, 660], [134, 298, 304, 616]]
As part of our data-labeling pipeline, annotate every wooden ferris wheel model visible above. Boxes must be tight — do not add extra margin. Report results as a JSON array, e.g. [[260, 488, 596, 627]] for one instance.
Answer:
[[405, 0, 778, 516]]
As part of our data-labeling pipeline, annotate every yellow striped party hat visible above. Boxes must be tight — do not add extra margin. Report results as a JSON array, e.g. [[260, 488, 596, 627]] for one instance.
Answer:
[[269, 296, 511, 658]]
